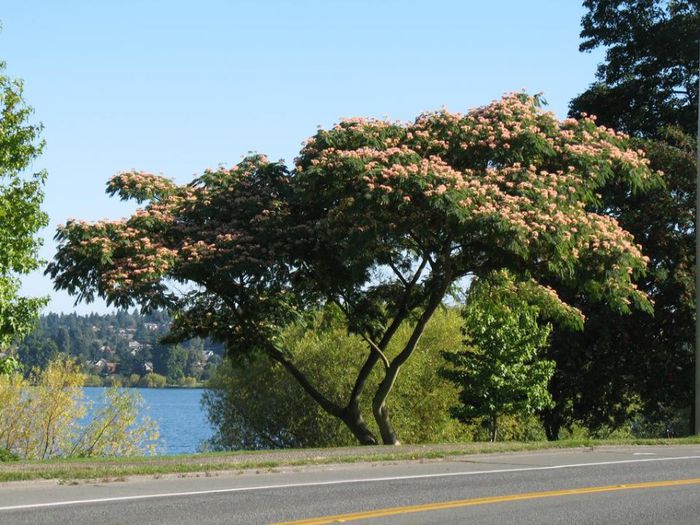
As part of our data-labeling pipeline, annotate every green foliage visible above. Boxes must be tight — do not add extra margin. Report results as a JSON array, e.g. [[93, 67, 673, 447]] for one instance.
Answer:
[[164, 345, 188, 382], [572, 0, 699, 137], [630, 406, 691, 438], [205, 357, 350, 450], [177, 376, 198, 387], [0, 447, 18, 462], [16, 331, 59, 372], [101, 374, 123, 387], [442, 271, 555, 441], [0, 358, 158, 458], [489, 414, 548, 442], [543, 0, 699, 439], [83, 374, 103, 387], [139, 373, 167, 388], [0, 354, 20, 375], [204, 308, 473, 449], [0, 58, 49, 350]]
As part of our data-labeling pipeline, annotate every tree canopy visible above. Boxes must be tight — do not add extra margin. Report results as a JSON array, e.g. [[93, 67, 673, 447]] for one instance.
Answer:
[[442, 271, 555, 442], [543, 0, 700, 438], [571, 0, 699, 137], [48, 93, 655, 445], [0, 58, 48, 350]]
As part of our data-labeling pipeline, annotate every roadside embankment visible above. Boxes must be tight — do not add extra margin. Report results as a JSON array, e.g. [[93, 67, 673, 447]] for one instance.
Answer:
[[2, 437, 700, 483]]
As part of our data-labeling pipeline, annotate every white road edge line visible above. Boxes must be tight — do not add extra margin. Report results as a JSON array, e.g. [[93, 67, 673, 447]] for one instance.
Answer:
[[2, 454, 700, 512]]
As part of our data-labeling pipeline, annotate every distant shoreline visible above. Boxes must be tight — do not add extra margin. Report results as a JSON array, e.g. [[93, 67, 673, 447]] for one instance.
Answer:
[[83, 384, 206, 390]]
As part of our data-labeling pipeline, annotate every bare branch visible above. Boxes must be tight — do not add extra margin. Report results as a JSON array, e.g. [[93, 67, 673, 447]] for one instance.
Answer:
[[408, 230, 436, 269], [388, 262, 409, 287], [408, 257, 428, 288], [359, 333, 390, 369], [265, 345, 344, 418], [347, 305, 410, 406]]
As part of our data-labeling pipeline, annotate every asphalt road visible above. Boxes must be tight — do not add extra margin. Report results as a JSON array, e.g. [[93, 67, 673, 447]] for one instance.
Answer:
[[1, 445, 699, 524]]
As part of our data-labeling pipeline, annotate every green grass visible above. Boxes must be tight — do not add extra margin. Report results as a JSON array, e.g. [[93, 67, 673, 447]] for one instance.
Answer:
[[2, 437, 700, 483]]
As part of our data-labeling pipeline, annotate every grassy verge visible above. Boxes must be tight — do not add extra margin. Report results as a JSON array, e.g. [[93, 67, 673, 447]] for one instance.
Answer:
[[2, 437, 700, 483]]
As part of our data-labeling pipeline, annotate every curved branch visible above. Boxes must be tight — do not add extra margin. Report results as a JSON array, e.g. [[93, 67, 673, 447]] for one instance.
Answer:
[[359, 333, 390, 369], [265, 345, 344, 418], [346, 307, 409, 406], [346, 256, 429, 406]]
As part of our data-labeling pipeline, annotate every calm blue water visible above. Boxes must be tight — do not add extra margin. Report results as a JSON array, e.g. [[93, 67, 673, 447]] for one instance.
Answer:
[[82, 387, 213, 455]]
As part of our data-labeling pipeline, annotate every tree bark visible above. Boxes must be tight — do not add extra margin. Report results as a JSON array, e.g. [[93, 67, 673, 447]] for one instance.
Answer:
[[542, 409, 562, 441], [267, 347, 342, 416], [343, 292, 416, 445], [373, 397, 400, 445], [489, 414, 498, 442], [342, 403, 378, 445], [689, 401, 695, 437]]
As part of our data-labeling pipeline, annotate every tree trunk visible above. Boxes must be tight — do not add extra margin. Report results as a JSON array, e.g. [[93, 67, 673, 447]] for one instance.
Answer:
[[373, 398, 400, 445], [688, 401, 695, 437], [342, 405, 378, 445], [266, 265, 451, 447], [542, 409, 562, 441], [267, 344, 382, 445], [489, 415, 498, 442], [371, 277, 451, 445]]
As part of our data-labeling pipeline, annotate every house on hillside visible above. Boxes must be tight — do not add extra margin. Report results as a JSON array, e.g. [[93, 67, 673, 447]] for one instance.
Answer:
[[92, 359, 118, 376], [117, 328, 136, 340], [128, 340, 152, 356]]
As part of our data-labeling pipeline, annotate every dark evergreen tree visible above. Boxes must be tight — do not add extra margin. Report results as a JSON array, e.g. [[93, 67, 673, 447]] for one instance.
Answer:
[[543, 0, 699, 438]]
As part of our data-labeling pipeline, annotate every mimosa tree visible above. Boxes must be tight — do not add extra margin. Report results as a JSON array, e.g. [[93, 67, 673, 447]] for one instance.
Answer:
[[48, 93, 655, 444]]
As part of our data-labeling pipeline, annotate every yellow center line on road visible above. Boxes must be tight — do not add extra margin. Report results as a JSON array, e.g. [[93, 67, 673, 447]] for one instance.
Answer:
[[274, 477, 700, 524]]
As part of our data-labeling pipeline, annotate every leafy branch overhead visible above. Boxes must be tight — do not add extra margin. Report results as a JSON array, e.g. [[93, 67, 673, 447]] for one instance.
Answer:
[[573, 0, 699, 136]]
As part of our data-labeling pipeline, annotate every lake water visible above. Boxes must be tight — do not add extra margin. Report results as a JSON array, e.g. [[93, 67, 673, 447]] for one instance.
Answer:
[[83, 387, 213, 455]]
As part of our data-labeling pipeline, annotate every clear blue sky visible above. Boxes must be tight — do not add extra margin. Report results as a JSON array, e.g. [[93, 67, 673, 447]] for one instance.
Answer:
[[2, 0, 603, 314]]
